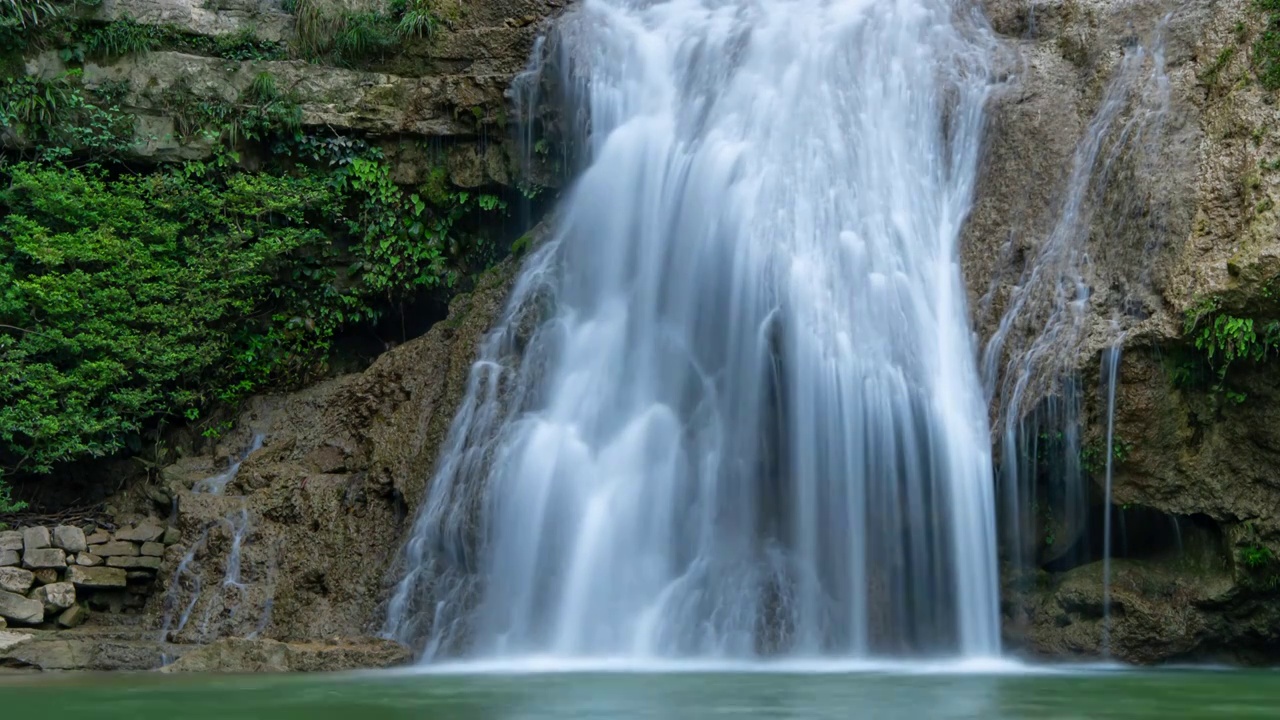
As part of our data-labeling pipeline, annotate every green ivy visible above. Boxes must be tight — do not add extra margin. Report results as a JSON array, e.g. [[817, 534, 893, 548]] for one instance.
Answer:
[[1181, 297, 1280, 403], [1257, 0, 1280, 91]]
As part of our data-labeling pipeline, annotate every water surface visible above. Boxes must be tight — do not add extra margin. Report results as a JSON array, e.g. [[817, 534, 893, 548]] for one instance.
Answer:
[[2, 667, 1275, 718]]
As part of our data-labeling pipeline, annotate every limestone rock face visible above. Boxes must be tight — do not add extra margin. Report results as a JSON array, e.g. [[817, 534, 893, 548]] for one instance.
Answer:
[[0, 567, 35, 595], [0, 590, 45, 624], [51, 526, 87, 554], [96, 0, 294, 42], [150, 243, 537, 646]]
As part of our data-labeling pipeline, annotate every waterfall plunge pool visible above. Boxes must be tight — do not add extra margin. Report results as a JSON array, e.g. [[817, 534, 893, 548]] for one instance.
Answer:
[[2, 665, 1277, 719]]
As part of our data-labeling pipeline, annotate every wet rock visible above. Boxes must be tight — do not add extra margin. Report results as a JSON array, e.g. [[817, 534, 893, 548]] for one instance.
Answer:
[[0, 630, 178, 670], [66, 566, 128, 589], [22, 548, 66, 570], [96, 541, 140, 557], [75, 553, 104, 567], [0, 590, 44, 624], [52, 526, 88, 554], [29, 582, 75, 614], [21, 527, 50, 550], [56, 604, 88, 629], [106, 556, 162, 570], [158, 637, 412, 673], [0, 531, 22, 552], [115, 522, 165, 543], [85, 530, 111, 545], [0, 567, 35, 595], [0, 550, 18, 567], [140, 542, 165, 557]]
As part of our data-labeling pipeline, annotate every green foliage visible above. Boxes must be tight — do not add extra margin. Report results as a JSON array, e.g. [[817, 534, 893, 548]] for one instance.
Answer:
[[1080, 437, 1132, 477], [0, 478, 27, 513], [83, 16, 161, 58], [1240, 544, 1276, 568], [0, 71, 136, 161], [0, 150, 508, 489], [1180, 295, 1280, 403], [0, 0, 58, 30], [293, 0, 436, 66], [1256, 0, 1280, 91]]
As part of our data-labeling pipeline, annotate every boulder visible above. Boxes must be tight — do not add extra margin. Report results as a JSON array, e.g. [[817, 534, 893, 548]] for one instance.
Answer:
[[140, 542, 165, 557], [22, 547, 67, 569], [52, 526, 88, 554], [31, 569, 58, 585], [0, 567, 35, 595], [0, 629, 32, 650], [56, 604, 88, 629], [95, 541, 139, 557], [65, 566, 127, 589], [77, 553, 104, 567], [29, 582, 75, 614], [114, 523, 164, 543], [0, 590, 44, 624], [0, 550, 18, 567], [85, 530, 111, 545], [106, 555, 162, 570], [21, 526, 50, 550], [0, 531, 22, 551], [162, 527, 181, 545]]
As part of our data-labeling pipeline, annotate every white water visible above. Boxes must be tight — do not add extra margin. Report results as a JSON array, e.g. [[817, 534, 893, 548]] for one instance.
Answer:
[[387, 0, 999, 660]]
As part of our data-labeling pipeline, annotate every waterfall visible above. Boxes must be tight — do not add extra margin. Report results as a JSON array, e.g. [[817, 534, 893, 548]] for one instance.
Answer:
[[387, 0, 1000, 660]]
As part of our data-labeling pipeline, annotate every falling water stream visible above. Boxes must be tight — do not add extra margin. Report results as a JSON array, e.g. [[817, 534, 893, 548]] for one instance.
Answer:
[[387, 0, 1000, 661]]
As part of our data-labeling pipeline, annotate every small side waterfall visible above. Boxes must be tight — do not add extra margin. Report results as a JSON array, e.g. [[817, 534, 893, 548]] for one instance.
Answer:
[[386, 0, 1001, 661], [982, 17, 1172, 639], [157, 434, 268, 647]]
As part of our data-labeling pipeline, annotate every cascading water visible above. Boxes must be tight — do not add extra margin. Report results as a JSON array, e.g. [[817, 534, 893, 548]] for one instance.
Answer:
[[387, 0, 1000, 660]]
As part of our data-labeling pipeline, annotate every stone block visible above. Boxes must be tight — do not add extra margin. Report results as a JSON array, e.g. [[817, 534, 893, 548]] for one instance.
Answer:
[[21, 526, 50, 550], [77, 553, 104, 567], [85, 530, 111, 545], [95, 541, 139, 557], [0, 550, 18, 567], [56, 603, 88, 629], [22, 547, 66, 570], [29, 582, 75, 614], [0, 589, 44, 624], [65, 565, 127, 589], [114, 522, 164, 543], [107, 555, 162, 570], [52, 526, 87, 554], [0, 567, 34, 595], [0, 531, 22, 551], [31, 569, 58, 585], [140, 542, 165, 557], [162, 526, 181, 545]]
